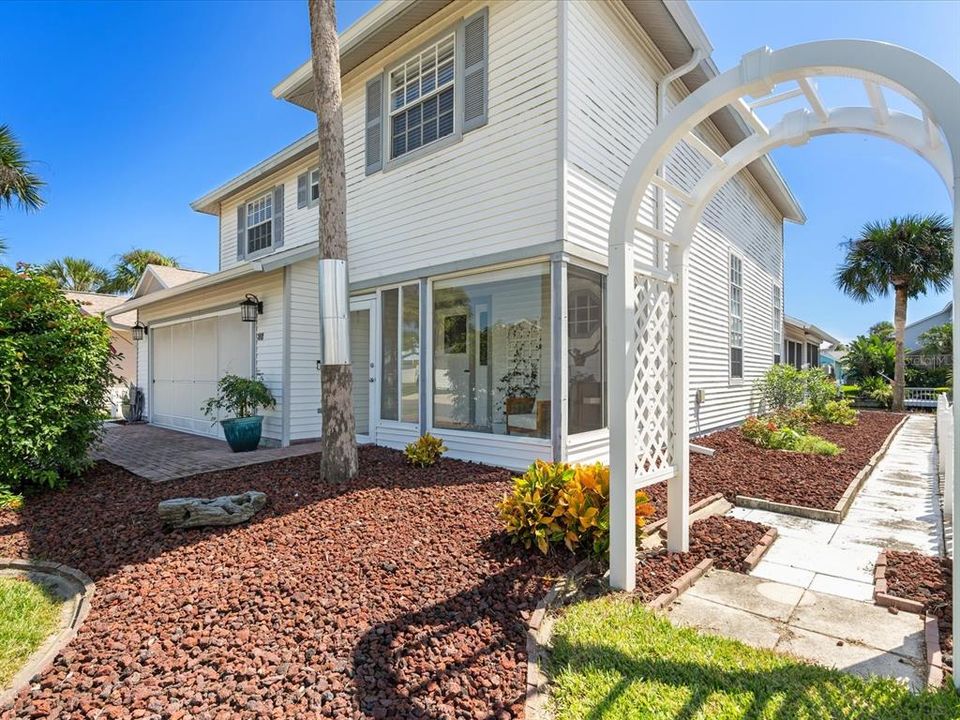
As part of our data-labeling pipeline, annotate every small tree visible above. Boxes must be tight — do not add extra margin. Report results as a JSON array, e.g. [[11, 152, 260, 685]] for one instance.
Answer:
[[835, 214, 953, 411], [105, 248, 180, 294], [918, 322, 952, 356], [842, 332, 896, 383], [868, 321, 894, 342], [0, 267, 116, 494], [41, 256, 110, 292]]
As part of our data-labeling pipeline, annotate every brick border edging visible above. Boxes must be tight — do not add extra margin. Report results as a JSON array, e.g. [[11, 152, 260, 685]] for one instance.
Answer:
[[925, 614, 946, 688], [872, 550, 948, 688], [742, 527, 778, 571], [642, 493, 726, 537], [0, 558, 96, 709], [647, 558, 714, 611], [524, 559, 594, 720], [872, 550, 926, 613], [735, 414, 909, 525]]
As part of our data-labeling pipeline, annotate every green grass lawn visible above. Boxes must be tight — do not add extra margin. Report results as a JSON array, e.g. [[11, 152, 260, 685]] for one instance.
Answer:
[[548, 597, 960, 720], [0, 577, 62, 686]]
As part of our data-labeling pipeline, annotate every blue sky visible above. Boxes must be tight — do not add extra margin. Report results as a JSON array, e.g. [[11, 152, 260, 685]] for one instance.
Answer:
[[2, 0, 958, 341]]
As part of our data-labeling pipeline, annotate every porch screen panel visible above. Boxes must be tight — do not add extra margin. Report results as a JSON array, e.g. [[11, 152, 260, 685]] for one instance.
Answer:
[[381, 289, 399, 421], [432, 264, 551, 438], [401, 285, 420, 423]]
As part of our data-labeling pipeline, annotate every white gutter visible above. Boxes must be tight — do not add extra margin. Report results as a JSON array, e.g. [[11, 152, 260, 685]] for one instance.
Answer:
[[655, 46, 706, 265]]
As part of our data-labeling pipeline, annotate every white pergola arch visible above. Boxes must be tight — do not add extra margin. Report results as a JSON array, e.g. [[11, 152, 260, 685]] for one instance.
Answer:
[[608, 40, 960, 684]]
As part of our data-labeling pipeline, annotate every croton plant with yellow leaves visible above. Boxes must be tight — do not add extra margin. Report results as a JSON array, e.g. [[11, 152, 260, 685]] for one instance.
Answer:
[[498, 460, 654, 557]]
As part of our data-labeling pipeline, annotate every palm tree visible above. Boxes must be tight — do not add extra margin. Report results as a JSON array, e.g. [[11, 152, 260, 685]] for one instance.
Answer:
[[835, 214, 953, 411], [309, 0, 358, 482], [105, 248, 180, 294], [0, 125, 44, 211], [41, 257, 110, 292]]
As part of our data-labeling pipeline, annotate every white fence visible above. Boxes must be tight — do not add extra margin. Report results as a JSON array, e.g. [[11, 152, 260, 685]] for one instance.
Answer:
[[937, 393, 953, 522]]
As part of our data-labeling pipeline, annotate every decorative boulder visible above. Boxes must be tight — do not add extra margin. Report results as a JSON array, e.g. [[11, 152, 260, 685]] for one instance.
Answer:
[[158, 491, 267, 528]]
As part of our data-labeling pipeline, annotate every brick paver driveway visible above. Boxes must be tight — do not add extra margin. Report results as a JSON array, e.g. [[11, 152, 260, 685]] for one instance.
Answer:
[[93, 423, 322, 481]]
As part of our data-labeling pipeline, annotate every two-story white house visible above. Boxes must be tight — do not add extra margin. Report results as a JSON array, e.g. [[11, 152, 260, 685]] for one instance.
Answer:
[[107, 0, 804, 469]]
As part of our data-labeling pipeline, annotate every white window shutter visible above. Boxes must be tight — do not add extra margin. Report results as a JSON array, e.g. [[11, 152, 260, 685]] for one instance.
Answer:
[[365, 76, 384, 174], [236, 204, 246, 260], [462, 8, 488, 133], [273, 185, 284, 248], [297, 172, 308, 208]]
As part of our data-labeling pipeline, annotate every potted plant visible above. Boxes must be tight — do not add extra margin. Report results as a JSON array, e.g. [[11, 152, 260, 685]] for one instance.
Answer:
[[498, 343, 541, 414], [201, 374, 276, 452]]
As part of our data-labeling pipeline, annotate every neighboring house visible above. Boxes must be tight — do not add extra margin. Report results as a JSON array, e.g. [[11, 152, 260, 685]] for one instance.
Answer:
[[819, 349, 848, 384], [65, 291, 138, 417], [904, 301, 951, 351], [783, 315, 838, 371], [107, 0, 804, 468]]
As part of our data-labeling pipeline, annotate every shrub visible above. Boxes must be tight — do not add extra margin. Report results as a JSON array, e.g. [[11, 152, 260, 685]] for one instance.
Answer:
[[803, 367, 838, 413], [498, 460, 653, 557], [769, 405, 815, 433], [794, 435, 841, 456], [0, 268, 117, 495], [860, 376, 892, 408], [756, 364, 806, 411], [404, 433, 447, 467], [201, 374, 276, 420], [821, 399, 858, 425], [742, 416, 841, 455]]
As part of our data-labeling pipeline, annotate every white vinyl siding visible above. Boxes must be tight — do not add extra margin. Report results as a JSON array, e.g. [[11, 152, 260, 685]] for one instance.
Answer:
[[564, 0, 784, 436], [288, 260, 323, 441], [217, 0, 559, 283]]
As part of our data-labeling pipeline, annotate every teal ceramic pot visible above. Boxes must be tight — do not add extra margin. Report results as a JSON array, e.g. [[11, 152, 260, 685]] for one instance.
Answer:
[[221, 416, 263, 453]]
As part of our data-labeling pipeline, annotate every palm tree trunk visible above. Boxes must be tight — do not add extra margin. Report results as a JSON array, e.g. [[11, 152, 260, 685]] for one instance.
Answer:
[[309, 0, 358, 482], [892, 284, 908, 412]]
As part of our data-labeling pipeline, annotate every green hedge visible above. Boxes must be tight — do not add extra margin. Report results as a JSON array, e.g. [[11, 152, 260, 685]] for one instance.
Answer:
[[0, 268, 117, 494]]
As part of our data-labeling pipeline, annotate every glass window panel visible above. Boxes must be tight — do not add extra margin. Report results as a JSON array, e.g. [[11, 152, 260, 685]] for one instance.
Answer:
[[380, 288, 399, 421], [438, 112, 454, 138], [433, 264, 551, 438], [438, 86, 454, 113], [422, 120, 438, 145], [568, 267, 606, 434], [401, 284, 420, 424]]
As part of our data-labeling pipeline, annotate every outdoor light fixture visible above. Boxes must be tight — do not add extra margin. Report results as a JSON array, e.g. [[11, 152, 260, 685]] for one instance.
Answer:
[[240, 294, 263, 323], [132, 321, 148, 342]]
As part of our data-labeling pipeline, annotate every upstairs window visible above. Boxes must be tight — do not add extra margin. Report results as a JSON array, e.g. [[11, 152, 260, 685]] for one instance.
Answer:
[[729, 254, 744, 379], [246, 192, 273, 254], [772, 284, 783, 364], [309, 168, 320, 203], [389, 35, 456, 160]]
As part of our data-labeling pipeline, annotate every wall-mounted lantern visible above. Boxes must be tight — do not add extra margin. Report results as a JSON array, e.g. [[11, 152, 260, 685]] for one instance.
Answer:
[[132, 321, 148, 342], [240, 293, 263, 323]]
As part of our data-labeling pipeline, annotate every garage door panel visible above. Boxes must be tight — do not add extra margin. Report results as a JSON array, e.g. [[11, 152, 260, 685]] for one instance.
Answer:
[[219, 317, 251, 376], [150, 311, 252, 439]]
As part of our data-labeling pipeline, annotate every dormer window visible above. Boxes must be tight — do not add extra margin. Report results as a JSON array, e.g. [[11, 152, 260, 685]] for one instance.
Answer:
[[246, 192, 273, 254]]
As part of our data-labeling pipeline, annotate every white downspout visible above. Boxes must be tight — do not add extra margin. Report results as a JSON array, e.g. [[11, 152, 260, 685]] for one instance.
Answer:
[[655, 47, 705, 268]]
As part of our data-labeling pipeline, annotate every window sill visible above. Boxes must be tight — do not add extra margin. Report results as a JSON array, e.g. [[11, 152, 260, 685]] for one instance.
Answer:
[[382, 130, 464, 174]]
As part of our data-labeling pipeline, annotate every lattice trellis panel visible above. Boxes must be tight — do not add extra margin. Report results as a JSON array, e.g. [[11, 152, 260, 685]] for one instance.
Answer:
[[631, 272, 675, 487]]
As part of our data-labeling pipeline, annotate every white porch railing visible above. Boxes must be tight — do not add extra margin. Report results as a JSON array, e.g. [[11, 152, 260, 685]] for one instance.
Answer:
[[937, 393, 953, 528], [906, 387, 944, 409]]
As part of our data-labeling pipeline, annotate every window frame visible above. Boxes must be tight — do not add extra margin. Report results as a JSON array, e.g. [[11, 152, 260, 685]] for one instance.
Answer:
[[380, 20, 466, 172], [378, 282, 421, 426], [245, 191, 274, 258], [309, 168, 320, 206], [566, 263, 607, 437], [729, 252, 744, 381], [772, 284, 783, 364]]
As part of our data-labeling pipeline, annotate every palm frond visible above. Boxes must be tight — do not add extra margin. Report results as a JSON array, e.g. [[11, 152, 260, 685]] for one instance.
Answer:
[[0, 124, 45, 212]]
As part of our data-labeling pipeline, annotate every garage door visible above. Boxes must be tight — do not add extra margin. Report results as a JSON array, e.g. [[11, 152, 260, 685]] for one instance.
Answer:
[[151, 311, 253, 438]]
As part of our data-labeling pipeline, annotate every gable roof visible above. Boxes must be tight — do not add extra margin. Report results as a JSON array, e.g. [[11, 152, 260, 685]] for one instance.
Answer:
[[905, 300, 952, 330], [65, 291, 137, 329], [131, 264, 209, 298]]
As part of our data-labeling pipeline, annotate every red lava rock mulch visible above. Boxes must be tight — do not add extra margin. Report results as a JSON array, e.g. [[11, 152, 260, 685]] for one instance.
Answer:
[[634, 515, 771, 603], [0, 447, 573, 719], [645, 411, 904, 518], [884, 550, 953, 673]]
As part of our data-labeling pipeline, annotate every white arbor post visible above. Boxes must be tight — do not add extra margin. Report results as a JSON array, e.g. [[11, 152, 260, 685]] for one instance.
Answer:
[[606, 45, 959, 684]]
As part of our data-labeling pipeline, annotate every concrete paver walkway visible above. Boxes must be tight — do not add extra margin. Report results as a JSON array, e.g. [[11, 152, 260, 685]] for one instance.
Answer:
[[92, 423, 322, 481], [669, 414, 942, 689]]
